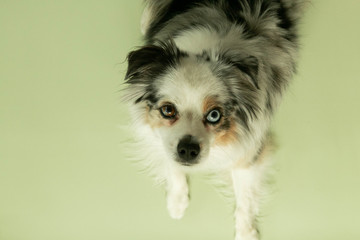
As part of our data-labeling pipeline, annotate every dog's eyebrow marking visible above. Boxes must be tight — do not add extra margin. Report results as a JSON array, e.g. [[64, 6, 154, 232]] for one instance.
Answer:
[[202, 95, 220, 113]]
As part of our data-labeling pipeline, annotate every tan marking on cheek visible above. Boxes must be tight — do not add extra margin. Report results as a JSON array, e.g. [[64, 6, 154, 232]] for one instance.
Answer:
[[214, 119, 238, 146]]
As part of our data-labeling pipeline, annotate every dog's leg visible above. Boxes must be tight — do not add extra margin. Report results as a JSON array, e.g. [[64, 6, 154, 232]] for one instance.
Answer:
[[166, 167, 189, 219], [232, 166, 262, 240]]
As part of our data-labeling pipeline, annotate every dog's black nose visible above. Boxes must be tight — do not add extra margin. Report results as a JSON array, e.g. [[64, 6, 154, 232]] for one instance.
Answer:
[[177, 135, 200, 164]]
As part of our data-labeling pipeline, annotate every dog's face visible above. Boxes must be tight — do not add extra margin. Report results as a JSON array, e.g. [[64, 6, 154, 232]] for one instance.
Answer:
[[145, 57, 239, 167], [125, 41, 262, 168]]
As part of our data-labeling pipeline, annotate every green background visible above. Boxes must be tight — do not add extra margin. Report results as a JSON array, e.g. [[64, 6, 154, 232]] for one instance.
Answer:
[[1, 1, 359, 239]]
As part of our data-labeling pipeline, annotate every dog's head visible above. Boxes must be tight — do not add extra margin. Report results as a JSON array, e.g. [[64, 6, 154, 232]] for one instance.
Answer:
[[124, 40, 263, 168]]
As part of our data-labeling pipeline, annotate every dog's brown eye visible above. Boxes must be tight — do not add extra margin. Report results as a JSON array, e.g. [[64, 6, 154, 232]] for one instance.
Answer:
[[160, 104, 177, 119]]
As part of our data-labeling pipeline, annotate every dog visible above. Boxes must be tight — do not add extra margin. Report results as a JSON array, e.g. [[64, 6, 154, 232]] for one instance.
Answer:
[[123, 1, 304, 239]]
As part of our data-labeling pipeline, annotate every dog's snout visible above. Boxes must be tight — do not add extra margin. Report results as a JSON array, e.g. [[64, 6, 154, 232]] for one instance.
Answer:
[[177, 135, 200, 164]]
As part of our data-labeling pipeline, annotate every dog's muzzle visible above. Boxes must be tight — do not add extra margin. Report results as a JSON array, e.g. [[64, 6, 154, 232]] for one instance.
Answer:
[[176, 135, 200, 165]]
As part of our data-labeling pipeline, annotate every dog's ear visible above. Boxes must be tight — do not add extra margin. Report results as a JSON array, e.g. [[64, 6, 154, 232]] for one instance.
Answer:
[[126, 45, 165, 83], [124, 41, 183, 104], [232, 56, 259, 90], [125, 41, 182, 84], [219, 53, 260, 90]]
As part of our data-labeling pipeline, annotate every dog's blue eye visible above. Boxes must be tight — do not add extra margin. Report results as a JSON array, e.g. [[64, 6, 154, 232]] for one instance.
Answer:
[[206, 109, 221, 124]]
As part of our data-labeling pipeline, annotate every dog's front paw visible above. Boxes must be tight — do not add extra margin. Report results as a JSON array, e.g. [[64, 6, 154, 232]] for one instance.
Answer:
[[166, 192, 189, 219]]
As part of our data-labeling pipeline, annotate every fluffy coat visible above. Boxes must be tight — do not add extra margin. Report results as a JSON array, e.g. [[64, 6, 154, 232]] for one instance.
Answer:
[[123, 1, 305, 239]]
